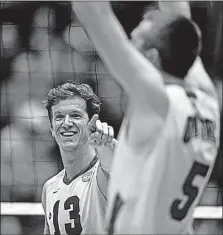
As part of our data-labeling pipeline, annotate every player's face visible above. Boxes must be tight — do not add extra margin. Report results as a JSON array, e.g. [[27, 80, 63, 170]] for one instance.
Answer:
[[50, 97, 90, 151]]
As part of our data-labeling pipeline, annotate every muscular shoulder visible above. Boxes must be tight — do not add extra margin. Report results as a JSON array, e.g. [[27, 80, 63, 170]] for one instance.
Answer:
[[167, 85, 220, 120], [44, 170, 64, 189]]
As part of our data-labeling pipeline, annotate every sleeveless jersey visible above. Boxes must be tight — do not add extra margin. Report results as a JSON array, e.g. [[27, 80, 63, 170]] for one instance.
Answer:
[[44, 158, 107, 235], [106, 85, 220, 234]]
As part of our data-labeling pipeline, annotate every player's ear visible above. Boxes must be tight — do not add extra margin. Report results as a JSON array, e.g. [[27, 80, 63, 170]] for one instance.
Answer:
[[50, 125, 55, 138], [145, 48, 161, 69]]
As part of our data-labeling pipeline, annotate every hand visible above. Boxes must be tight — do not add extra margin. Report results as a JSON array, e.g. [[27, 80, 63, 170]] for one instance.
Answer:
[[88, 114, 116, 173], [88, 114, 114, 148], [72, 1, 111, 12], [158, 1, 191, 19], [72, 1, 112, 23]]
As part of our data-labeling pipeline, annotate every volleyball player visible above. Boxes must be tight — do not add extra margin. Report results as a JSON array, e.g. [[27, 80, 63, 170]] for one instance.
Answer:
[[72, 1, 220, 234], [42, 82, 116, 234]]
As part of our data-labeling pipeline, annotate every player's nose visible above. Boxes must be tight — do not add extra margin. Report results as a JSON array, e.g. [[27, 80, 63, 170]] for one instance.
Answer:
[[62, 114, 73, 128]]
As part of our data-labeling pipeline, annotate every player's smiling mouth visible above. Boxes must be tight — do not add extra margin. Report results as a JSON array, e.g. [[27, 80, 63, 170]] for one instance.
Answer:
[[60, 131, 78, 137]]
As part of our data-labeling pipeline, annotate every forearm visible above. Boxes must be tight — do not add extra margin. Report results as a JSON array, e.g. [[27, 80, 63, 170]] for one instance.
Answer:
[[73, 3, 140, 94], [95, 139, 117, 200], [97, 138, 117, 173], [72, 2, 167, 112]]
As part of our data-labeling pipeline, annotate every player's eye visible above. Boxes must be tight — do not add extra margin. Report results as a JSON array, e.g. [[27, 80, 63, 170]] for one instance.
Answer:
[[55, 114, 64, 121], [70, 113, 82, 119]]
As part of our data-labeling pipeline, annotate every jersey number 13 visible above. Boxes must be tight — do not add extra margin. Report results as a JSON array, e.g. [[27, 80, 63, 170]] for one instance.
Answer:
[[53, 196, 83, 235]]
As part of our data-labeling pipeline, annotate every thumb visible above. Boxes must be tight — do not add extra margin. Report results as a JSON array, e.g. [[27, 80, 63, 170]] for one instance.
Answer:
[[88, 114, 99, 132]]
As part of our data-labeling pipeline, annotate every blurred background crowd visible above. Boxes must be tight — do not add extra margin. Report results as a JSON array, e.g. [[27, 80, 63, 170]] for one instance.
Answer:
[[0, 1, 222, 234]]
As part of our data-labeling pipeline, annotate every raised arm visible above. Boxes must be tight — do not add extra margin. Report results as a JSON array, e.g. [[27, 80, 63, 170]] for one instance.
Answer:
[[72, 2, 169, 119], [158, 1, 191, 19], [158, 1, 218, 98]]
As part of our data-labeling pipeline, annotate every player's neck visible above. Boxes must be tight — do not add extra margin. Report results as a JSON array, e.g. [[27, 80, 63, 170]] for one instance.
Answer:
[[61, 144, 96, 181]]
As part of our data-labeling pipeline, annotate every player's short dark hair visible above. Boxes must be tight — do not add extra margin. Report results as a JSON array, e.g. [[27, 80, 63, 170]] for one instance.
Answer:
[[141, 10, 201, 78], [44, 82, 101, 125]]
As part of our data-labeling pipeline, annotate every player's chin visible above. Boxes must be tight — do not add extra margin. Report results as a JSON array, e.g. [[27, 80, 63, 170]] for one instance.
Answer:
[[61, 141, 78, 151]]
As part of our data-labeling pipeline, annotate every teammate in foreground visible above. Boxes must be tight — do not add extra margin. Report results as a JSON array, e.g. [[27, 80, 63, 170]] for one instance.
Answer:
[[42, 82, 116, 234], [72, 1, 220, 234]]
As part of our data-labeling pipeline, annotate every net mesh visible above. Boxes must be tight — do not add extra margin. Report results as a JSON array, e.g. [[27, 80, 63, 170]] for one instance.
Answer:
[[0, 1, 222, 234], [1, 1, 126, 203]]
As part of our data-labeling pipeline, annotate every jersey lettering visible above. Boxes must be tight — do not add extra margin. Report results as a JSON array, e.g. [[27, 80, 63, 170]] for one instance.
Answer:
[[64, 196, 83, 235], [170, 161, 209, 221], [52, 196, 83, 235], [183, 116, 216, 143]]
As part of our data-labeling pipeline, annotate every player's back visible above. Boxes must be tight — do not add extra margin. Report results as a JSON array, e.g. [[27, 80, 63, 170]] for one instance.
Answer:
[[43, 157, 107, 235], [107, 85, 220, 234]]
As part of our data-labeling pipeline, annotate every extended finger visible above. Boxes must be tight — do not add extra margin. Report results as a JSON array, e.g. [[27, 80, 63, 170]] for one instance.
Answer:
[[101, 122, 109, 143], [96, 120, 103, 134], [107, 126, 114, 143], [87, 114, 99, 132]]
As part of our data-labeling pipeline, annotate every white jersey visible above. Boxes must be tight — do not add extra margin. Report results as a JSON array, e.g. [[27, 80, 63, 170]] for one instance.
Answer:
[[106, 86, 220, 234], [43, 157, 107, 235]]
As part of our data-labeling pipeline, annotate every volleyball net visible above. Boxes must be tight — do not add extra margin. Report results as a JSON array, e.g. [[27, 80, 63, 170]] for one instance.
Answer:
[[0, 1, 222, 234], [1, 202, 222, 219]]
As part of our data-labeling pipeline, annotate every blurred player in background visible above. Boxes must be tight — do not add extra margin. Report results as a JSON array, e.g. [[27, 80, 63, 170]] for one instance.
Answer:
[[72, 1, 220, 234], [42, 82, 116, 234]]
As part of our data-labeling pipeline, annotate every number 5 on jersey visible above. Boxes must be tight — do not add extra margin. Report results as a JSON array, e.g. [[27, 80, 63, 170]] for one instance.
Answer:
[[170, 161, 209, 221], [53, 196, 83, 235]]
